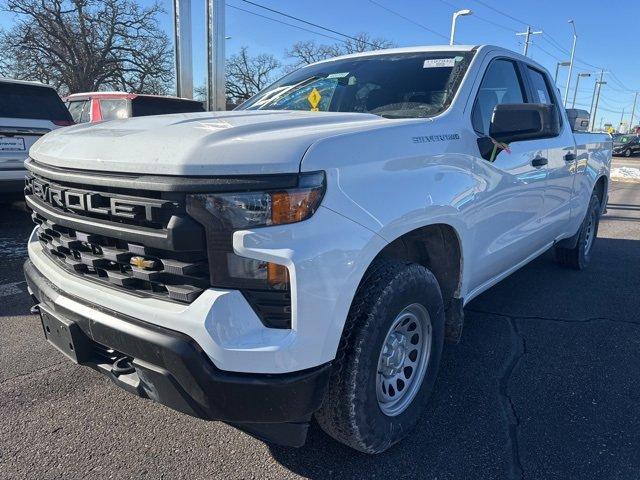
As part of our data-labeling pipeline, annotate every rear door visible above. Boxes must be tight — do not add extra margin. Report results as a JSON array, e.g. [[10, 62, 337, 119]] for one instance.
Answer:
[[523, 65, 577, 239], [0, 82, 72, 173]]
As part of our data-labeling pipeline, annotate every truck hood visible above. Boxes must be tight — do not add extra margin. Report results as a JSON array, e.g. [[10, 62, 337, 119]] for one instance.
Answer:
[[29, 110, 389, 176]]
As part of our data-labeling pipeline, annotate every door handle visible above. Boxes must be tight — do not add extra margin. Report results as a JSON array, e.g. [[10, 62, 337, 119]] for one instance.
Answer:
[[531, 157, 548, 167], [564, 153, 576, 162]]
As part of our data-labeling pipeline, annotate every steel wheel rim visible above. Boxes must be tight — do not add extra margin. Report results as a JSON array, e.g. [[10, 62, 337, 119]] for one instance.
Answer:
[[376, 303, 432, 417], [584, 210, 596, 255]]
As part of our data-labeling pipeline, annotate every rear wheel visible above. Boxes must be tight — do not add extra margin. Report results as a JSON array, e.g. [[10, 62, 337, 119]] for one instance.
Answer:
[[554, 192, 600, 270], [315, 259, 444, 453]]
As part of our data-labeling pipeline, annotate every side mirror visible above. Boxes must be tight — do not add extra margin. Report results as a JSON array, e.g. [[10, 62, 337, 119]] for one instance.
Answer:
[[489, 103, 560, 144]]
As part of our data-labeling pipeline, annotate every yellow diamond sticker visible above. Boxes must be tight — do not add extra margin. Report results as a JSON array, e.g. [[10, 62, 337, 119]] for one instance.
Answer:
[[307, 88, 321, 111]]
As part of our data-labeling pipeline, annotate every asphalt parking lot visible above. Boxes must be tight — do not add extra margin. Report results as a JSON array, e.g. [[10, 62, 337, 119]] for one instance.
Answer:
[[1, 181, 639, 480]]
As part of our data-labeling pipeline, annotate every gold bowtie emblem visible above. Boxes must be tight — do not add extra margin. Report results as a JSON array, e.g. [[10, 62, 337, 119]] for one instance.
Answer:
[[130, 256, 156, 269]]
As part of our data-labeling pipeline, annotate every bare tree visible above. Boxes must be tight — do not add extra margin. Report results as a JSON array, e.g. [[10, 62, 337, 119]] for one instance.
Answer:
[[225, 46, 280, 104], [0, 0, 173, 94], [286, 33, 395, 69]]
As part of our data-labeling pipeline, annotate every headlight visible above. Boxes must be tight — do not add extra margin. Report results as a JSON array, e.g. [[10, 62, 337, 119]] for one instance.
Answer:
[[185, 171, 326, 326], [188, 171, 325, 229]]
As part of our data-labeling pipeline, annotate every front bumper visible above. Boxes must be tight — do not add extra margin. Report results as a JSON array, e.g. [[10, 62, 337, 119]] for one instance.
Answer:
[[24, 259, 331, 446]]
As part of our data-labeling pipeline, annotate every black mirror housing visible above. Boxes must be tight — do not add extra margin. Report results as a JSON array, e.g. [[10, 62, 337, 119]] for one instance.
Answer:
[[489, 103, 560, 144]]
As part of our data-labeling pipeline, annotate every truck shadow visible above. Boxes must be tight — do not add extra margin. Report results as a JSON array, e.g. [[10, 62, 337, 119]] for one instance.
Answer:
[[268, 235, 640, 479]]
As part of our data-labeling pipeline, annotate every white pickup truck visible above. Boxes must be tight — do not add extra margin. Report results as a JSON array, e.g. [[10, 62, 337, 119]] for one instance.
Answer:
[[23, 45, 611, 453]]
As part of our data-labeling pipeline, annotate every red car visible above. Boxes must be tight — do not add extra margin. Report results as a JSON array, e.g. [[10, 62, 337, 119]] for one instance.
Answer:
[[64, 92, 205, 123]]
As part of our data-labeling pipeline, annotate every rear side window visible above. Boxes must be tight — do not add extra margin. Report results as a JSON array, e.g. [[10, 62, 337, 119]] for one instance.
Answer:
[[100, 99, 130, 121], [527, 67, 553, 104], [67, 100, 90, 123], [131, 97, 205, 117], [472, 59, 526, 135], [0, 82, 73, 123]]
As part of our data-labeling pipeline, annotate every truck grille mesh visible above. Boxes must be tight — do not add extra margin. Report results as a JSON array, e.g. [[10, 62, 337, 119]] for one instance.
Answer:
[[33, 213, 209, 303]]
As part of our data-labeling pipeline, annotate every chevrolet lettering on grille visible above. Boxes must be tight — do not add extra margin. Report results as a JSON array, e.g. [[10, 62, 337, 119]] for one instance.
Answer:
[[26, 176, 170, 222]]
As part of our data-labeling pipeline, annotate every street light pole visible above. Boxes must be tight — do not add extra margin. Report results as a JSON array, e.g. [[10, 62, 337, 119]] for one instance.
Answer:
[[449, 9, 472, 45], [620, 107, 626, 132], [206, 0, 225, 111], [516, 26, 543, 57], [571, 73, 591, 108], [554, 61, 570, 84], [564, 20, 577, 107]]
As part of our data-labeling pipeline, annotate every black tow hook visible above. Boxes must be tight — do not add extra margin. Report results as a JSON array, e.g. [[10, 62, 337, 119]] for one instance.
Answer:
[[30, 304, 40, 315], [111, 356, 135, 376]]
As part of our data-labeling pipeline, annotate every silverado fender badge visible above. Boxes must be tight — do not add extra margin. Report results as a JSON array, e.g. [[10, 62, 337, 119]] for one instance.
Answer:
[[412, 133, 460, 143]]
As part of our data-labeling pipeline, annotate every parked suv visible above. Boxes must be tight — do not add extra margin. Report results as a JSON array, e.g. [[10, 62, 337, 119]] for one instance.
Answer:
[[0, 79, 72, 200], [24, 45, 611, 453], [64, 92, 205, 123], [612, 134, 640, 157]]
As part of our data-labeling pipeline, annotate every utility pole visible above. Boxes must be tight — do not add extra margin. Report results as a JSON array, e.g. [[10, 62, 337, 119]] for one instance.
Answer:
[[589, 69, 605, 130], [571, 73, 591, 108], [564, 20, 577, 107], [516, 26, 543, 57], [206, 0, 225, 111], [173, 0, 193, 99], [629, 91, 639, 133], [591, 75, 607, 132]]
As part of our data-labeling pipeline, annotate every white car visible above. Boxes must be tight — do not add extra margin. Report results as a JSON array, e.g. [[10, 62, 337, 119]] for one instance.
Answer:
[[0, 79, 72, 201], [23, 45, 611, 453]]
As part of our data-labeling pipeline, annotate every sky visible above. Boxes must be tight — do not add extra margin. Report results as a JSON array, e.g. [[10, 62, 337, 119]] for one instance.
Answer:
[[1, 0, 638, 127]]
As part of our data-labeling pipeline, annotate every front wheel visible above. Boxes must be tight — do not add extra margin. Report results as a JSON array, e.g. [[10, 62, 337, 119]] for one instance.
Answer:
[[315, 259, 444, 453], [625, 149, 632, 158], [554, 192, 600, 270]]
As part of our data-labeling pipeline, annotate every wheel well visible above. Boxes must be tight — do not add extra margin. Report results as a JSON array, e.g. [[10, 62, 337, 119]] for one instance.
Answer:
[[374, 224, 462, 306]]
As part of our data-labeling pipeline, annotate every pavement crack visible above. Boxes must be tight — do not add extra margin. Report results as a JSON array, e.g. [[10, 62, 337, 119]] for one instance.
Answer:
[[0, 361, 66, 387], [465, 308, 640, 327], [498, 318, 526, 480]]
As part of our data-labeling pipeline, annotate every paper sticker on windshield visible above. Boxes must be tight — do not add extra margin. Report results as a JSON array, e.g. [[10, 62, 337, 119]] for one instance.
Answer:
[[423, 58, 456, 68], [327, 72, 349, 79], [307, 88, 322, 111]]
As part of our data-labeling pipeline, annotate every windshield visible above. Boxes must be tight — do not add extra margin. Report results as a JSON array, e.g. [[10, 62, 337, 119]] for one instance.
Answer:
[[239, 52, 474, 119], [615, 135, 637, 144]]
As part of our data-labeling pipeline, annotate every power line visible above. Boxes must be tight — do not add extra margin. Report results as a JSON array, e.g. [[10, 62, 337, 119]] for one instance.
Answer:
[[226, 3, 344, 43], [469, 0, 535, 28], [435, 0, 519, 34], [239, 0, 380, 48], [368, 0, 448, 40]]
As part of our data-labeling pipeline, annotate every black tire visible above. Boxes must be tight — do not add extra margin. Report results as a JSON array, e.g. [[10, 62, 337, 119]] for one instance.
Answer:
[[554, 192, 600, 270], [315, 259, 445, 454], [625, 149, 632, 158]]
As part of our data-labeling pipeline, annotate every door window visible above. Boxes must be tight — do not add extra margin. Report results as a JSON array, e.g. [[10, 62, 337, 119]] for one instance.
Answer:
[[66, 100, 90, 123], [472, 59, 526, 136], [527, 67, 554, 104], [99, 99, 129, 121]]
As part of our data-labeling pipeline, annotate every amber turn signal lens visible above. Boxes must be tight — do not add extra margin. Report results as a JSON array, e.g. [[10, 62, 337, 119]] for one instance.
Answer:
[[271, 188, 323, 225], [267, 262, 289, 288]]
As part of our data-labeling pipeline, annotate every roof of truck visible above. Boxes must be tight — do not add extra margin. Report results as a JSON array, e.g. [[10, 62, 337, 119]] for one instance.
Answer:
[[309, 45, 480, 65]]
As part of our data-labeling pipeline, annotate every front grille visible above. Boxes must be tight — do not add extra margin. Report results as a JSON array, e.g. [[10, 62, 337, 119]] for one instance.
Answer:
[[25, 160, 293, 328], [33, 213, 209, 302]]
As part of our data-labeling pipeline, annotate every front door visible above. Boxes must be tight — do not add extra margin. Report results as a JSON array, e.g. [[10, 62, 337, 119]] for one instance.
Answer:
[[467, 58, 549, 290]]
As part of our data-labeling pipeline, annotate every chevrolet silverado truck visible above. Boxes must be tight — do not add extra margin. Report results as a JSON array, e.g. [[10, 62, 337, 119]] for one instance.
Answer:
[[23, 45, 611, 453]]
